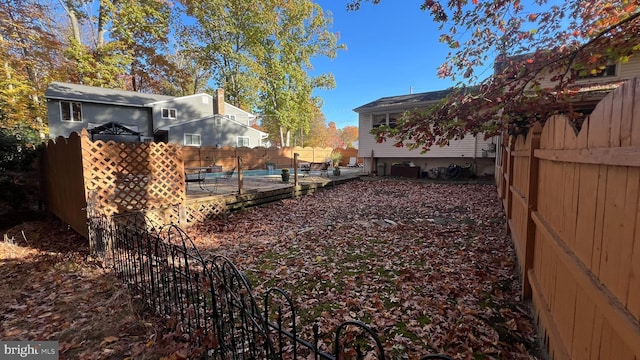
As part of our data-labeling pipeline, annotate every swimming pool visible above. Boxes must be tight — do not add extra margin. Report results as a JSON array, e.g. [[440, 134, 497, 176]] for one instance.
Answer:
[[204, 168, 294, 178]]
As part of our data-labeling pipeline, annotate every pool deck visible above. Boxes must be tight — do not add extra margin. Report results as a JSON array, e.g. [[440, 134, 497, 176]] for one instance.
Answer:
[[186, 167, 367, 199]]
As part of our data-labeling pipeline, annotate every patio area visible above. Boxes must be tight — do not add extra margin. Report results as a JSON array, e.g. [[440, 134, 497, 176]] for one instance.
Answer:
[[185, 167, 367, 198]]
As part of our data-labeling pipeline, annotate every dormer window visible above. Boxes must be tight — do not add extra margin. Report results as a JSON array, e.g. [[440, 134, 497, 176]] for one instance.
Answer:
[[162, 108, 177, 119]]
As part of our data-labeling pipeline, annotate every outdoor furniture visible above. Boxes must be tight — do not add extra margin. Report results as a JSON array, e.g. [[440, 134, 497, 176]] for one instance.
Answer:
[[217, 167, 236, 183], [185, 165, 222, 192], [301, 162, 330, 177], [347, 157, 359, 167]]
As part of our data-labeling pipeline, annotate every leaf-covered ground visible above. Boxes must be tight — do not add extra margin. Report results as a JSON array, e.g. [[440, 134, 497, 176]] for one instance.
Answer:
[[0, 220, 187, 360], [188, 179, 541, 359], [0, 179, 541, 359]]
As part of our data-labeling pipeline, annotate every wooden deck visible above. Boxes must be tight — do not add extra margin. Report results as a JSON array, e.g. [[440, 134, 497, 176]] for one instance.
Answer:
[[185, 168, 365, 211]]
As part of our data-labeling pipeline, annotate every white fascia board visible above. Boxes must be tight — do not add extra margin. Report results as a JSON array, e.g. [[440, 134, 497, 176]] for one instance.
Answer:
[[47, 96, 146, 108], [144, 93, 212, 106]]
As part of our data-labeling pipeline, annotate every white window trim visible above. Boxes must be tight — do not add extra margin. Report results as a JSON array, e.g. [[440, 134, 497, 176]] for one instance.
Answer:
[[236, 136, 250, 147], [60, 101, 83, 122], [371, 114, 387, 129], [184, 133, 201, 146], [215, 117, 222, 127], [372, 112, 402, 129], [162, 108, 177, 119], [225, 114, 236, 121]]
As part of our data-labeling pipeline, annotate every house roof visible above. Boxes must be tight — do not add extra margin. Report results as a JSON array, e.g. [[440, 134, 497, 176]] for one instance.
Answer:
[[156, 114, 269, 138], [353, 89, 455, 113], [45, 82, 174, 106], [143, 92, 209, 106]]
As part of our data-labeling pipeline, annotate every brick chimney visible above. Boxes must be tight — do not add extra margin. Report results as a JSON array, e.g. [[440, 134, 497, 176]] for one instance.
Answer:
[[215, 88, 225, 115]]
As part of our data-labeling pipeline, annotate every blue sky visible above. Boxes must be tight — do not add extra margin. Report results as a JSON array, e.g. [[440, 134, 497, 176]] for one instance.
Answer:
[[310, 1, 469, 129]]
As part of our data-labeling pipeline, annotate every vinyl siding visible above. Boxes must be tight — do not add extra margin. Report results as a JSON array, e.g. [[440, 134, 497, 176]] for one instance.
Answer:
[[357, 112, 495, 159], [536, 55, 640, 89], [224, 104, 254, 127], [152, 94, 214, 130], [47, 100, 151, 139], [168, 117, 263, 147]]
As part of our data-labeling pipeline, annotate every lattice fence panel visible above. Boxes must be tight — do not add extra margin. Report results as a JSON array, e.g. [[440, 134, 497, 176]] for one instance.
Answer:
[[185, 200, 227, 224], [81, 129, 185, 217], [144, 206, 181, 227]]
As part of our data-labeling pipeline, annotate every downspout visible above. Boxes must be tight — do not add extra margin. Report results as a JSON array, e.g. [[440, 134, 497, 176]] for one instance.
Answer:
[[371, 149, 375, 175], [473, 135, 478, 175]]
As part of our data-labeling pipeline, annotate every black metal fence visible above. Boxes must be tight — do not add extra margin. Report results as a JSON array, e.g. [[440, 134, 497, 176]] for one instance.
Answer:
[[88, 212, 452, 360]]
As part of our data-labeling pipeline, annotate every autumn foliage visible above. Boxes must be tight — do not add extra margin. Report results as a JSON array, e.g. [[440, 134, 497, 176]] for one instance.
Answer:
[[351, 0, 640, 151]]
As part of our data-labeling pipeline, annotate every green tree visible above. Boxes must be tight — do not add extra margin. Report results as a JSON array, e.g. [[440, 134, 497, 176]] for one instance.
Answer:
[[350, 0, 640, 151], [158, 50, 213, 97], [59, 0, 172, 90], [180, 0, 342, 146], [0, 0, 61, 139], [180, 0, 265, 108], [256, 0, 340, 147]]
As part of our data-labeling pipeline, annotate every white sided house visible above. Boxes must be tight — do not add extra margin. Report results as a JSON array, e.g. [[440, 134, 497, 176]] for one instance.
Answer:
[[354, 90, 497, 178], [45, 82, 269, 148]]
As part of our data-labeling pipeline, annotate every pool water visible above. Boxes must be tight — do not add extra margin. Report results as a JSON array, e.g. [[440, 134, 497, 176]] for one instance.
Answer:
[[204, 168, 294, 178]]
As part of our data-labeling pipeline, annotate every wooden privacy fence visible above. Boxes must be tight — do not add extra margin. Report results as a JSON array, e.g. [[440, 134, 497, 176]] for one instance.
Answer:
[[496, 78, 640, 359], [182, 146, 359, 169], [42, 129, 188, 236], [40, 133, 87, 237], [42, 129, 361, 237]]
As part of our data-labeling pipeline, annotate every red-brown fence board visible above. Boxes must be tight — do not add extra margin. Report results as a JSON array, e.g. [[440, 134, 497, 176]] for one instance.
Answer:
[[179, 145, 351, 169], [41, 133, 87, 237], [497, 77, 640, 359]]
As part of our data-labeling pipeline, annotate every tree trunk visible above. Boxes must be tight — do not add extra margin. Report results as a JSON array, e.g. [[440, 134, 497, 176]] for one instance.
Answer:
[[1, 34, 12, 90], [279, 126, 285, 147], [64, 4, 81, 43]]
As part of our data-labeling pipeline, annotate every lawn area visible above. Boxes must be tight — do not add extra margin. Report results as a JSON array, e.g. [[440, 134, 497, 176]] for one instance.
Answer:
[[0, 178, 540, 359], [187, 179, 541, 359]]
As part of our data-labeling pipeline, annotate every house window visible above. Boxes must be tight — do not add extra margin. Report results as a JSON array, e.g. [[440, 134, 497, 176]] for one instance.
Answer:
[[162, 108, 177, 119], [225, 114, 236, 121], [373, 113, 402, 128], [372, 114, 387, 128], [388, 112, 403, 128], [60, 101, 82, 122], [215, 117, 222, 127], [578, 63, 617, 79], [237, 136, 249, 147], [184, 133, 201, 146], [140, 137, 154, 144]]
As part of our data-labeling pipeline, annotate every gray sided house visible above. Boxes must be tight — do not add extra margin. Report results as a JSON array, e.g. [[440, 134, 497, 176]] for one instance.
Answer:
[[354, 89, 497, 178], [45, 82, 268, 147]]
